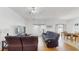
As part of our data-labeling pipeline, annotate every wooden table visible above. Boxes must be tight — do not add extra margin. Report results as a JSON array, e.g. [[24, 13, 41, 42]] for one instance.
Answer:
[[72, 34, 78, 43]]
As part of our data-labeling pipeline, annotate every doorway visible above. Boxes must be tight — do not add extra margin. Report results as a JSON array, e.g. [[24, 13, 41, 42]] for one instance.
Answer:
[[32, 24, 46, 36], [55, 24, 65, 47], [56, 24, 65, 34]]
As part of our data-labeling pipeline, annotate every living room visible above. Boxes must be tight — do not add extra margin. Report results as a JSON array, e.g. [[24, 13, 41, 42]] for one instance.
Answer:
[[0, 7, 79, 51]]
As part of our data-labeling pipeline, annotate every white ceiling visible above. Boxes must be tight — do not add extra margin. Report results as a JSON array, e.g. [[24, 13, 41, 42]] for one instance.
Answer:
[[10, 7, 79, 20]]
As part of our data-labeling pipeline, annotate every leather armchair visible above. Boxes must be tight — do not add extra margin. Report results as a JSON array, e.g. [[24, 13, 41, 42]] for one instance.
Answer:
[[42, 31, 60, 48]]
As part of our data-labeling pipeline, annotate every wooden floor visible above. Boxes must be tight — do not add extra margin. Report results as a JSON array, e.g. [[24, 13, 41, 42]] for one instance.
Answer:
[[0, 36, 78, 51]]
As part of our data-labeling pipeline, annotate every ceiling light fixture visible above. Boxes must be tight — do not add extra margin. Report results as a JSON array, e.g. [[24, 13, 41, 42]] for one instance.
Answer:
[[31, 7, 37, 14], [28, 7, 38, 15]]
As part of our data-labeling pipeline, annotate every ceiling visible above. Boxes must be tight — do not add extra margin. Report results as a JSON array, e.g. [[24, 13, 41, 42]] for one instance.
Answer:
[[10, 7, 79, 20]]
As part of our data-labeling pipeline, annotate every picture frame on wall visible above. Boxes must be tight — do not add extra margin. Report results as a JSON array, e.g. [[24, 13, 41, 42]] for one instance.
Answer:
[[15, 26, 26, 35]]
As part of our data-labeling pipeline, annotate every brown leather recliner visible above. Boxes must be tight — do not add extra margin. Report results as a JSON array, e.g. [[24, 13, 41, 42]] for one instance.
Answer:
[[2, 36, 38, 51], [5, 36, 22, 51], [21, 36, 38, 51]]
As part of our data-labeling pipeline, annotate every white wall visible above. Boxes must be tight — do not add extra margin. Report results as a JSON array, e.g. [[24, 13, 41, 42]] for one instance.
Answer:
[[66, 18, 79, 33], [26, 17, 66, 35], [45, 19, 66, 32], [0, 8, 27, 48]]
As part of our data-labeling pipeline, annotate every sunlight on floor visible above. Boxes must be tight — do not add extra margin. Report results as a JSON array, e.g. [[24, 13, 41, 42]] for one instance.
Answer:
[[59, 35, 64, 47]]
